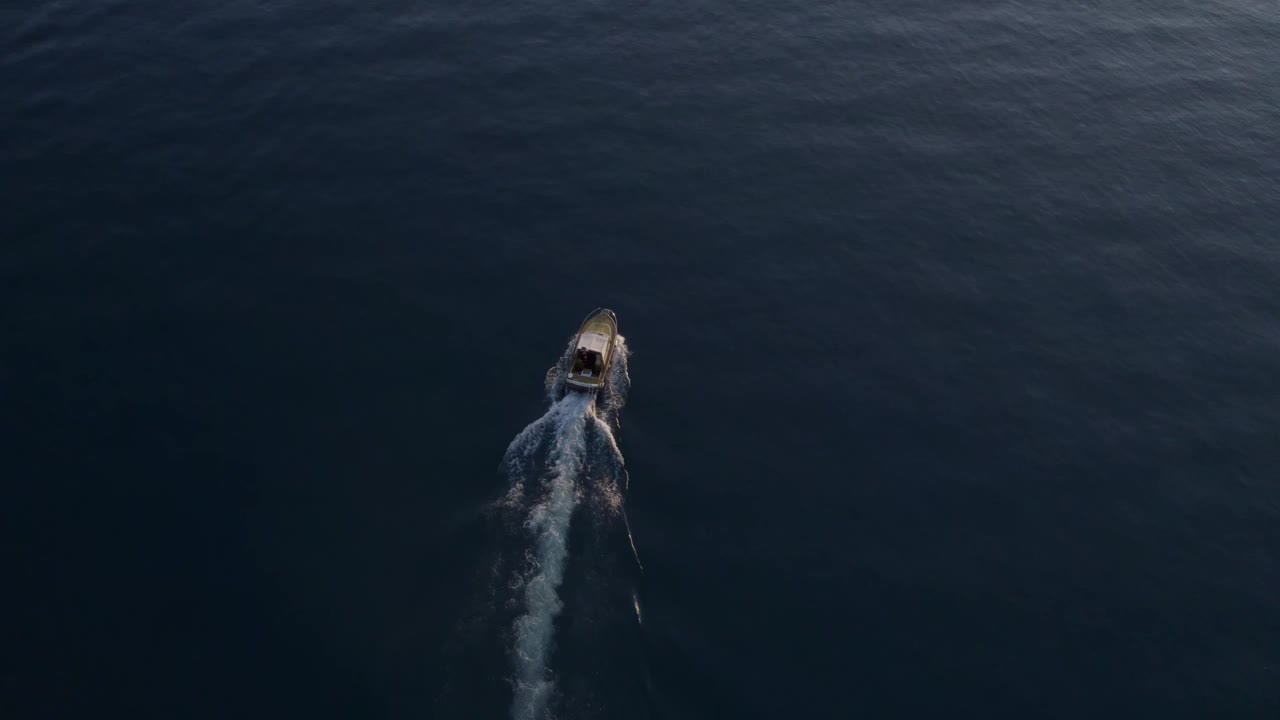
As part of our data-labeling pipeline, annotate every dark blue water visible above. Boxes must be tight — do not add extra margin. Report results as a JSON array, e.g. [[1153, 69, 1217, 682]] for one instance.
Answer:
[[5, 0, 1279, 717]]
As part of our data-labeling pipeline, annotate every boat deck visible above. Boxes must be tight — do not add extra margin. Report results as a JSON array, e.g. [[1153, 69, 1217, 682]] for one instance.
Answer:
[[566, 310, 617, 389]]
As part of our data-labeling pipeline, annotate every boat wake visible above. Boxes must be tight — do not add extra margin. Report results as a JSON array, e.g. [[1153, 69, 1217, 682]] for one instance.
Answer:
[[500, 337, 637, 720]]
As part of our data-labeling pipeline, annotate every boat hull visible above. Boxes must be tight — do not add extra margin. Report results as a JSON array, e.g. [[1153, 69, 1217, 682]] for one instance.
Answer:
[[565, 308, 617, 392]]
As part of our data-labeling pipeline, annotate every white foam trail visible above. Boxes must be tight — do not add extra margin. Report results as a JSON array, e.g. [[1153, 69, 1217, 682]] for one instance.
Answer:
[[500, 399, 574, 510], [623, 509, 644, 574], [503, 333, 636, 720], [599, 337, 630, 427], [510, 392, 593, 720]]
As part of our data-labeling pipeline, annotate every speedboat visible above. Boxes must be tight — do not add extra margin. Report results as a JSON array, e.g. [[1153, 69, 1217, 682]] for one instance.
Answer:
[[566, 308, 618, 392]]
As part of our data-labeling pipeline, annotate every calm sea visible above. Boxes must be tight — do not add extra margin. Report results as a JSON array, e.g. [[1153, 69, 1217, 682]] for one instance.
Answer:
[[4, 0, 1278, 717]]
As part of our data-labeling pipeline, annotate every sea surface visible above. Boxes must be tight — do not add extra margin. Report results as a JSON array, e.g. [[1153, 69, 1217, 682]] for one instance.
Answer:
[[4, 0, 1279, 717]]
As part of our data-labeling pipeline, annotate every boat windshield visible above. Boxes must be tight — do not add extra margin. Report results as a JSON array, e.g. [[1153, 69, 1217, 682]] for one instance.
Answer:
[[577, 331, 609, 357]]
